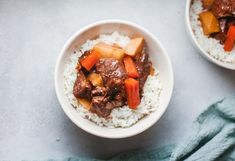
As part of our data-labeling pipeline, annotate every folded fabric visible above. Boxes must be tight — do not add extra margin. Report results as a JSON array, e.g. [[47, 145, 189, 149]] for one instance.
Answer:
[[170, 97, 235, 161], [56, 97, 235, 161]]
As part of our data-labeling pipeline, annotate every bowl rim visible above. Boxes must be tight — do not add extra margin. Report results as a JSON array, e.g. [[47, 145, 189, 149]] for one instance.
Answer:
[[54, 19, 174, 139], [185, 0, 235, 70]]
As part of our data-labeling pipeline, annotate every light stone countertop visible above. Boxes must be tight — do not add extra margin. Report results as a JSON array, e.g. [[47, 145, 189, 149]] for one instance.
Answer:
[[1, 0, 235, 160]]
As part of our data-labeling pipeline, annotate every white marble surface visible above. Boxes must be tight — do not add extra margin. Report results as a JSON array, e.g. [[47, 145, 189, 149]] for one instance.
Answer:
[[1, 0, 235, 160]]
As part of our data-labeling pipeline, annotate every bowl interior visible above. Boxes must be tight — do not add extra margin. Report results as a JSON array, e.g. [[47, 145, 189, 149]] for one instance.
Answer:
[[185, 0, 235, 70], [55, 21, 174, 138]]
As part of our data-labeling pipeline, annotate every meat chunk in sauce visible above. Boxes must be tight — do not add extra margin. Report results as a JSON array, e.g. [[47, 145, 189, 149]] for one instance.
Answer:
[[96, 58, 127, 95], [90, 86, 125, 117], [73, 71, 92, 100], [89, 58, 127, 117], [90, 96, 111, 117], [211, 0, 235, 18], [96, 58, 127, 82], [135, 52, 151, 94], [91, 86, 109, 97]]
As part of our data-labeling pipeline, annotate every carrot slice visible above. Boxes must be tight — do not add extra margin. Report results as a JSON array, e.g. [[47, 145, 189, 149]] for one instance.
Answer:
[[123, 56, 139, 78], [124, 78, 140, 109], [224, 25, 235, 52], [80, 50, 101, 71]]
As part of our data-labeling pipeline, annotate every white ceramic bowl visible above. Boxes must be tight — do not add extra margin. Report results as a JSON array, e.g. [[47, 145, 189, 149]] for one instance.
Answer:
[[55, 20, 174, 139], [185, 0, 235, 70]]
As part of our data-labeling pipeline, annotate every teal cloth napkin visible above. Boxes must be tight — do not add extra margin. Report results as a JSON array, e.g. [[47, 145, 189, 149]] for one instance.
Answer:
[[58, 97, 235, 161]]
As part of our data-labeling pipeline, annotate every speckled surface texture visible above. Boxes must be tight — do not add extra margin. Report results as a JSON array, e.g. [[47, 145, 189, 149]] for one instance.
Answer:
[[0, 0, 235, 160]]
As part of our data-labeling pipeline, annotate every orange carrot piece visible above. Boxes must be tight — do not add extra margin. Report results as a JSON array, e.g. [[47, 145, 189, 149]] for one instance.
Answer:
[[123, 56, 139, 78], [124, 78, 140, 109], [80, 50, 101, 71], [224, 25, 235, 52]]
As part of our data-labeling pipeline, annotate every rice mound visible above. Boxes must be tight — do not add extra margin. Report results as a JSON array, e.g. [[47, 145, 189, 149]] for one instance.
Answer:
[[64, 31, 162, 128], [190, 0, 235, 63]]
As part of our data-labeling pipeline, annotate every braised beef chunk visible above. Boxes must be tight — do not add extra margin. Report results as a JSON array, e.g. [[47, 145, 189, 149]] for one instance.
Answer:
[[91, 86, 109, 97], [96, 58, 127, 98], [135, 52, 151, 93], [90, 86, 110, 117], [105, 101, 123, 110], [90, 95, 125, 118], [211, 32, 227, 44], [211, 0, 235, 18], [110, 92, 126, 107], [96, 58, 127, 83], [90, 86, 124, 117], [89, 58, 127, 117], [73, 71, 92, 99], [107, 78, 123, 94], [227, 17, 235, 26], [90, 96, 111, 117]]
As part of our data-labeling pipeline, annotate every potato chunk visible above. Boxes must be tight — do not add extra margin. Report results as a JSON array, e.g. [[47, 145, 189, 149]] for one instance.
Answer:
[[125, 37, 144, 56], [199, 11, 220, 35], [87, 72, 103, 87], [78, 98, 91, 110], [93, 43, 125, 60]]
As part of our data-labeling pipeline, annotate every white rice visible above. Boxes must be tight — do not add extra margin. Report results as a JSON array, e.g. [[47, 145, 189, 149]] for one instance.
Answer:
[[63, 31, 162, 128], [190, 0, 235, 63]]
